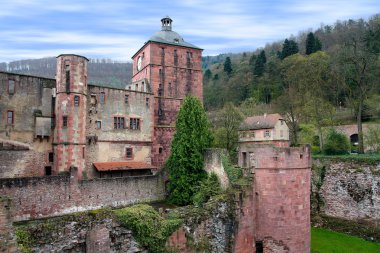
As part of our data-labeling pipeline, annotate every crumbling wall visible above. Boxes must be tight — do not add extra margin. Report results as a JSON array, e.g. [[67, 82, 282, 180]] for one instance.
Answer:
[[0, 169, 165, 221], [313, 159, 380, 221], [203, 149, 230, 189]]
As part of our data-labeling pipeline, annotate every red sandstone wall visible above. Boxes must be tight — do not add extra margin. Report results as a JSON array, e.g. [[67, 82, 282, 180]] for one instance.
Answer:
[[254, 146, 311, 253], [54, 55, 88, 177], [0, 169, 165, 221]]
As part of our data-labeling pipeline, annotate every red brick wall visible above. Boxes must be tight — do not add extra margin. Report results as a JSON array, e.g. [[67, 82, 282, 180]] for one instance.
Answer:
[[0, 169, 165, 222], [254, 146, 311, 253]]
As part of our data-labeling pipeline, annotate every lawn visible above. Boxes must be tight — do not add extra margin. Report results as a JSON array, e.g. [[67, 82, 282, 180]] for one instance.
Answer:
[[311, 228, 380, 253]]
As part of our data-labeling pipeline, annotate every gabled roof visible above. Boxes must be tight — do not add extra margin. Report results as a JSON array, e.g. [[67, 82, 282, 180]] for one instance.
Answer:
[[240, 113, 284, 131], [93, 161, 156, 172]]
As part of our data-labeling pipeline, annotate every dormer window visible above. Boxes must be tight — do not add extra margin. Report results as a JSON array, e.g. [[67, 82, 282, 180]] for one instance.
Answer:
[[174, 38, 179, 43]]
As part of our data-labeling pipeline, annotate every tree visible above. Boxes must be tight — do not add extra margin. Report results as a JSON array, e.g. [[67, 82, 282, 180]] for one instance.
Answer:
[[254, 50, 266, 76], [166, 96, 213, 205], [334, 20, 377, 153], [323, 129, 350, 155], [306, 32, 316, 55], [204, 69, 212, 81], [279, 39, 299, 60], [212, 103, 244, 160], [224, 57, 232, 76]]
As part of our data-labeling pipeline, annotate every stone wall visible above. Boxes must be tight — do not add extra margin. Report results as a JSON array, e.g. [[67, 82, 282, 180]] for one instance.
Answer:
[[0, 169, 165, 222], [203, 149, 230, 189], [312, 159, 380, 222]]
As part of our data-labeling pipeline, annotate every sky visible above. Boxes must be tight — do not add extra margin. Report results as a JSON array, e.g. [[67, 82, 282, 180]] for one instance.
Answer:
[[0, 0, 379, 62]]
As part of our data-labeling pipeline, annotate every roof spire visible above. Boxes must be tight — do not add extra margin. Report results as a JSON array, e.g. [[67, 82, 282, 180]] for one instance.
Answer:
[[161, 16, 172, 31]]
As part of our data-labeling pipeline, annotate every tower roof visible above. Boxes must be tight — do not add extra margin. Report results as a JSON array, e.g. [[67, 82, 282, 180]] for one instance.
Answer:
[[149, 16, 202, 50]]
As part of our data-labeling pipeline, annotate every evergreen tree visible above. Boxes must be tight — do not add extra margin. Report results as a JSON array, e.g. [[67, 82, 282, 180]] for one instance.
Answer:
[[306, 32, 316, 55], [279, 39, 299, 59], [224, 57, 233, 76], [254, 50, 266, 77], [166, 96, 213, 205], [315, 38, 322, 52], [204, 69, 212, 81]]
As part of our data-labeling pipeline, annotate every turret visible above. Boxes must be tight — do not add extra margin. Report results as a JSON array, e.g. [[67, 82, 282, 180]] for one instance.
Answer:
[[53, 54, 88, 178]]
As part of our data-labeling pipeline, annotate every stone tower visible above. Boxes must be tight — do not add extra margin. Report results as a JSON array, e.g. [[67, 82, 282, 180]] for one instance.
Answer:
[[54, 54, 88, 178], [132, 16, 203, 167]]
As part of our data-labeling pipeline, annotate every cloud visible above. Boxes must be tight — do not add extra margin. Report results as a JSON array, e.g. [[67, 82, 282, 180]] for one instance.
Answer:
[[0, 0, 379, 61]]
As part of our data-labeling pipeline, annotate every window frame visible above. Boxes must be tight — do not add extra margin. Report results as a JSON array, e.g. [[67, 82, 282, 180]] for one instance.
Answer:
[[8, 79, 15, 95], [6, 110, 14, 125], [125, 95, 129, 105], [113, 117, 125, 129], [62, 116, 68, 128], [74, 95, 80, 107], [100, 92, 105, 105], [126, 147, 133, 159], [264, 130, 271, 138], [129, 118, 140, 130], [95, 120, 102, 129]]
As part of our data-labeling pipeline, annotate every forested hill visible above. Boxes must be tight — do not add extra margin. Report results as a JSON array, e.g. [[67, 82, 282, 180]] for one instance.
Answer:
[[0, 57, 132, 88], [203, 14, 380, 111]]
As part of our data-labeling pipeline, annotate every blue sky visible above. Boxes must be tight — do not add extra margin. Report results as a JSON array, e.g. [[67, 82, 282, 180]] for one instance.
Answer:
[[0, 0, 379, 62]]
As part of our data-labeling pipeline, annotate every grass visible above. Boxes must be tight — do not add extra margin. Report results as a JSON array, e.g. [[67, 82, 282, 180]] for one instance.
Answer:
[[313, 153, 380, 164], [311, 228, 380, 253]]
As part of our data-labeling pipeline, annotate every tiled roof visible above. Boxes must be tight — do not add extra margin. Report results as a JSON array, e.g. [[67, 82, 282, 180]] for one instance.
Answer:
[[240, 113, 283, 130], [93, 161, 156, 171]]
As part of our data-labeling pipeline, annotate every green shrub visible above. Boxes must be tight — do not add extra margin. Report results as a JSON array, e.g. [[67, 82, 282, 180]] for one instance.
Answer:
[[323, 129, 350, 155], [193, 173, 222, 207], [114, 204, 182, 253], [222, 154, 243, 184]]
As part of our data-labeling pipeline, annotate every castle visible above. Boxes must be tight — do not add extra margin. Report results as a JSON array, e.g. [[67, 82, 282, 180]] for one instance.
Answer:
[[0, 16, 202, 179], [0, 17, 310, 252]]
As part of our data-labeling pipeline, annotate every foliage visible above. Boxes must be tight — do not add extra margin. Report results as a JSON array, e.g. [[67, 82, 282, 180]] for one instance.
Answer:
[[166, 96, 213, 205], [306, 32, 322, 55], [279, 38, 299, 59], [365, 126, 380, 152], [322, 129, 350, 155], [253, 50, 266, 76], [193, 173, 222, 207], [221, 154, 243, 184], [313, 153, 380, 165], [223, 57, 232, 76], [204, 69, 212, 81], [114, 204, 182, 253], [15, 228, 34, 253], [211, 103, 244, 160], [311, 227, 380, 253]]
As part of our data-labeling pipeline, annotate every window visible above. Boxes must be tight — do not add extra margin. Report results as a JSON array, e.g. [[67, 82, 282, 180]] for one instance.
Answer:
[[174, 50, 178, 65], [264, 130, 271, 137], [65, 61, 70, 93], [82, 147, 85, 159], [135, 83, 138, 90], [141, 82, 144, 92], [159, 147, 163, 154], [95, 121, 101, 129], [48, 152, 54, 162], [130, 118, 140, 130], [62, 116, 68, 127], [146, 98, 149, 107], [45, 166, 52, 176], [74, 95, 80, 107], [90, 95, 97, 105], [161, 48, 165, 56], [158, 109, 163, 116], [114, 117, 125, 129], [8, 80, 15, 95], [242, 152, 247, 167], [125, 95, 129, 105], [100, 92, 105, 104], [7, 111, 14, 125], [126, 148, 133, 159]]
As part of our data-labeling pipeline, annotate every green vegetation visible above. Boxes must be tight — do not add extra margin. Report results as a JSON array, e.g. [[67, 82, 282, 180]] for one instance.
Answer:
[[313, 153, 380, 165], [311, 227, 380, 253], [193, 173, 221, 207], [222, 154, 243, 184], [166, 96, 213, 205], [114, 204, 182, 253], [323, 129, 350, 155]]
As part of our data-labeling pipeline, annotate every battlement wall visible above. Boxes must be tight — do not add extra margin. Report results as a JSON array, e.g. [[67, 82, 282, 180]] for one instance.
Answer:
[[0, 169, 165, 222]]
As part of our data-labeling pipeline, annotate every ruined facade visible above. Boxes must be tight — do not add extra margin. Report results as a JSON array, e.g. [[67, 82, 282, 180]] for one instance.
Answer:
[[0, 17, 200, 179]]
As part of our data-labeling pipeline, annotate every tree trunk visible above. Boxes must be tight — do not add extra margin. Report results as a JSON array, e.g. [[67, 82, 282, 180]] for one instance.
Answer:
[[357, 100, 364, 153]]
